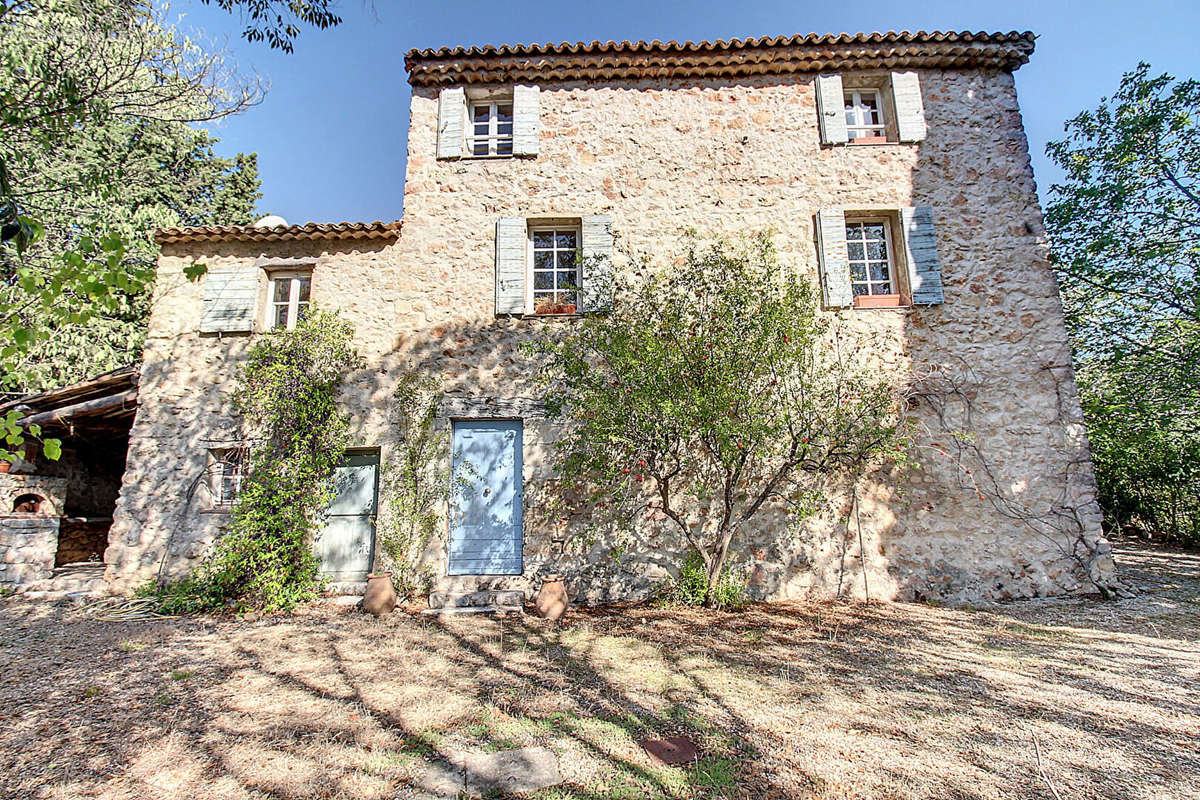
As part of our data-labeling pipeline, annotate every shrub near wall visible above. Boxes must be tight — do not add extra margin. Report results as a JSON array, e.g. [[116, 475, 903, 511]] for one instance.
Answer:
[[155, 310, 363, 612]]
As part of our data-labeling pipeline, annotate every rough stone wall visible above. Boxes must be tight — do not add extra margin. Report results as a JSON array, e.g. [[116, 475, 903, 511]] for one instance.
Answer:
[[0, 517, 59, 587], [106, 68, 1111, 603]]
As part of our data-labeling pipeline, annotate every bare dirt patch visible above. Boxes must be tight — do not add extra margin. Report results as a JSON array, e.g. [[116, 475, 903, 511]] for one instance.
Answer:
[[1, 543, 1197, 799]]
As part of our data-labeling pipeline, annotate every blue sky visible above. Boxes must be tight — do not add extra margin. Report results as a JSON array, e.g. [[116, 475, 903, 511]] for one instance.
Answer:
[[175, 0, 1199, 224]]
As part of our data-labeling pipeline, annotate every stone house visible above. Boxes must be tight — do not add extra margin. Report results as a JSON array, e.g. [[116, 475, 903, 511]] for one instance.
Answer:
[[94, 30, 1117, 606]]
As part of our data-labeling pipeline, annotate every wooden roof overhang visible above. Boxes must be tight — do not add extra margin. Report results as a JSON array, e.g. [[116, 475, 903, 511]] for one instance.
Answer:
[[0, 366, 139, 437], [404, 30, 1038, 87]]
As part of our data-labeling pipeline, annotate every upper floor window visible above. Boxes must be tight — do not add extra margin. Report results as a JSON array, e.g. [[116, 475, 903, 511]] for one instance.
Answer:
[[210, 448, 248, 508], [469, 100, 514, 157], [815, 72, 926, 146], [529, 226, 580, 314], [269, 270, 311, 330], [846, 218, 897, 300], [844, 90, 886, 142]]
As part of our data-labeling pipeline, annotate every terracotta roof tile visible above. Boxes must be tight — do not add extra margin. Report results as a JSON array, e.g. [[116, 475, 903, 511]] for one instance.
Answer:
[[405, 30, 1036, 86], [155, 220, 401, 245]]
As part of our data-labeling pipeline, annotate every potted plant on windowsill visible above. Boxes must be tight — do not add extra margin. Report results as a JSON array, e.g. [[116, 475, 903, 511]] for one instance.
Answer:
[[849, 134, 890, 145], [854, 293, 907, 308], [534, 295, 577, 316]]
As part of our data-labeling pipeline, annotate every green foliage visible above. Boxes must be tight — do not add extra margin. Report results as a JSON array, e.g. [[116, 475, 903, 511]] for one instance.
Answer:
[[376, 372, 447, 598], [1, 1, 261, 394], [533, 232, 910, 607], [1045, 63, 1200, 545], [154, 311, 363, 612], [662, 550, 747, 611], [199, 0, 342, 52]]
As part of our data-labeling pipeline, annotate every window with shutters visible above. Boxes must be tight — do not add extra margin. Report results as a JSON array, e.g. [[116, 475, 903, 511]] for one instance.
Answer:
[[268, 270, 311, 330], [209, 448, 248, 509], [844, 90, 887, 142], [528, 226, 580, 314], [468, 99, 514, 157]]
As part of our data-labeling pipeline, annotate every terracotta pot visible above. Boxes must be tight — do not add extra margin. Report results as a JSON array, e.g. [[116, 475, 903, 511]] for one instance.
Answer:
[[535, 575, 569, 622], [362, 572, 397, 616], [853, 294, 905, 309], [0, 461, 10, 474]]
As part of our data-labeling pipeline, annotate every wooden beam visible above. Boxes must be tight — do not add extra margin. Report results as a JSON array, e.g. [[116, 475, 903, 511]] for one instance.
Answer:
[[19, 388, 138, 428]]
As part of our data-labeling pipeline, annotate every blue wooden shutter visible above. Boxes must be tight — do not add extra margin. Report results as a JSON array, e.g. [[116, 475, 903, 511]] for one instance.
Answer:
[[437, 87, 464, 160], [200, 265, 257, 333], [512, 85, 540, 157], [815, 74, 848, 145], [891, 72, 927, 143], [816, 210, 853, 308], [495, 217, 527, 314], [579, 214, 614, 312], [901, 206, 944, 304]]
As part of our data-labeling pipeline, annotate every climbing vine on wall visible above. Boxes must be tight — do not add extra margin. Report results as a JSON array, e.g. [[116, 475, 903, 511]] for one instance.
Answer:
[[376, 372, 447, 599], [155, 310, 362, 612]]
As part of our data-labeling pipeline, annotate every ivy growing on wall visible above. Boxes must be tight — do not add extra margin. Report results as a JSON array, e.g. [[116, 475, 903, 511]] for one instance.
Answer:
[[155, 310, 362, 612], [375, 372, 447, 599]]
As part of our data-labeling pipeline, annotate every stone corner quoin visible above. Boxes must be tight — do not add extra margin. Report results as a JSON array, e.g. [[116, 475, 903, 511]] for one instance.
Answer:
[[102, 32, 1115, 605]]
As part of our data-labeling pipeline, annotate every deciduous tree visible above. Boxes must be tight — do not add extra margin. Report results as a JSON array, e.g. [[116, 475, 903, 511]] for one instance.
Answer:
[[533, 234, 911, 606]]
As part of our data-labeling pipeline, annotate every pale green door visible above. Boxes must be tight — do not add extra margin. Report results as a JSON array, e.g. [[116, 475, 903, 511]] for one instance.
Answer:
[[315, 452, 378, 581]]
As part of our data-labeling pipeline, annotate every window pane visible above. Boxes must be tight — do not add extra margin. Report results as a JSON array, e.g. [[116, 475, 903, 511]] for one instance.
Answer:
[[556, 231, 578, 249], [497, 104, 513, 122], [850, 263, 868, 282], [497, 140, 513, 155], [298, 276, 311, 301], [863, 223, 886, 240], [557, 270, 577, 289], [474, 123, 490, 137], [533, 231, 554, 248], [473, 141, 489, 156], [869, 263, 891, 282], [873, 282, 892, 295], [867, 240, 888, 261], [860, 93, 879, 110], [274, 304, 288, 328], [534, 250, 554, 269], [473, 105, 490, 122], [497, 122, 513, 136], [847, 241, 865, 261], [273, 279, 291, 302], [533, 271, 553, 289], [852, 283, 870, 296], [297, 302, 308, 323]]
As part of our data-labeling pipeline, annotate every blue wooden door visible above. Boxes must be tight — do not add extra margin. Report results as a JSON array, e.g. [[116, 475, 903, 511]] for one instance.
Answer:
[[448, 420, 523, 575], [314, 452, 378, 581]]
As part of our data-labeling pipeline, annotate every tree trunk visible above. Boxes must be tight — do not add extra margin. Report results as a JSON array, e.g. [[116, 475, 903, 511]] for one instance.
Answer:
[[704, 551, 727, 608]]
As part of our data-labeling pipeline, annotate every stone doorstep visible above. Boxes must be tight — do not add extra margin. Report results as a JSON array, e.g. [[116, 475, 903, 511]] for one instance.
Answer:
[[428, 590, 524, 609], [419, 605, 522, 617]]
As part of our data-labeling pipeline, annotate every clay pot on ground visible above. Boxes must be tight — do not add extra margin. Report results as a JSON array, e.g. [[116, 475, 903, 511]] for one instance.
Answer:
[[0, 461, 10, 474], [362, 572, 397, 616], [535, 575, 569, 622]]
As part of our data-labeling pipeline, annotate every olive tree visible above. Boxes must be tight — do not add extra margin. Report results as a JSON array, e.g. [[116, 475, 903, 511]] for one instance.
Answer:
[[533, 234, 911, 606]]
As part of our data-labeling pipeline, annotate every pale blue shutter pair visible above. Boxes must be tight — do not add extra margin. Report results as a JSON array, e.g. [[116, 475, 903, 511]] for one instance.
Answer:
[[494, 215, 614, 315], [437, 85, 540, 159], [815, 72, 927, 145], [816, 208, 945, 307]]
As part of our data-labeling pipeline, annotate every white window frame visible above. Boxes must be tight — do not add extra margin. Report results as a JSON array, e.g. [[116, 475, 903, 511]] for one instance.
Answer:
[[845, 217, 899, 298], [210, 448, 248, 509], [844, 89, 887, 141], [467, 99, 514, 158], [526, 225, 581, 314], [267, 270, 311, 331]]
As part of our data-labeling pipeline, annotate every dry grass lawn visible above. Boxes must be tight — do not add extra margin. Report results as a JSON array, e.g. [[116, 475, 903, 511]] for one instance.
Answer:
[[1, 543, 1198, 800]]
